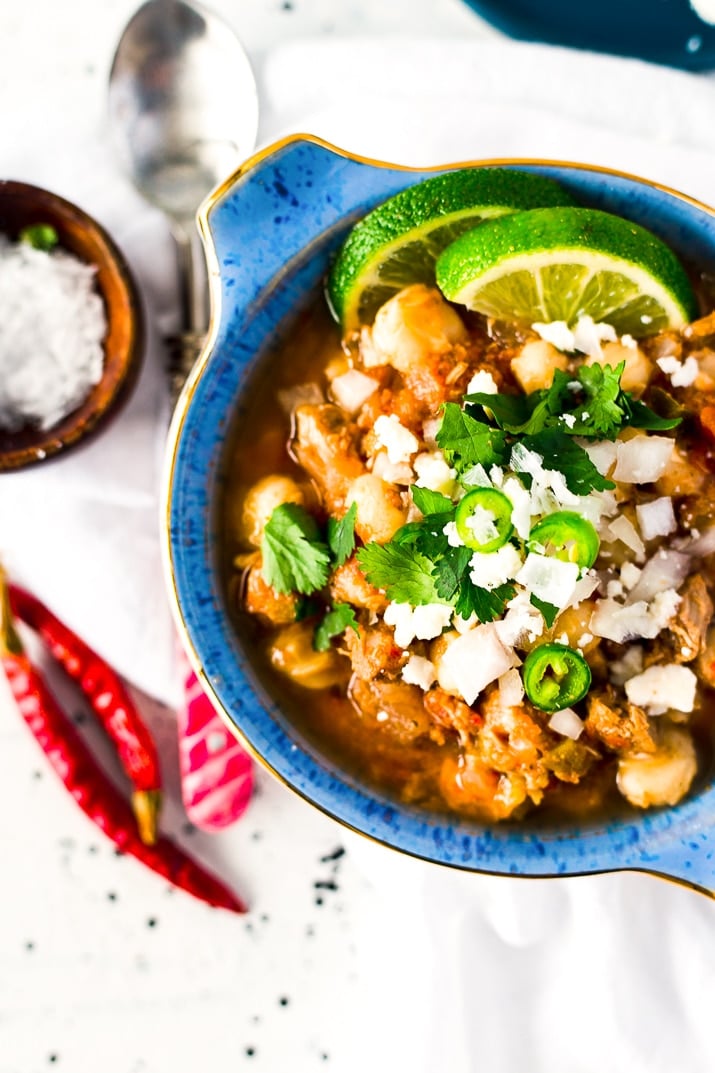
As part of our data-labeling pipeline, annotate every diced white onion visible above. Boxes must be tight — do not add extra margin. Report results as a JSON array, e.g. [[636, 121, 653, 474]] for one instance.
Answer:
[[548, 707, 584, 740], [582, 440, 618, 476], [384, 601, 452, 648], [635, 497, 676, 541], [494, 591, 545, 647], [619, 562, 642, 590], [625, 664, 697, 714], [498, 668, 525, 706], [469, 543, 523, 590], [372, 452, 414, 485], [374, 414, 419, 464], [466, 369, 498, 395], [413, 451, 456, 494], [566, 570, 600, 608], [572, 315, 617, 356], [329, 369, 379, 413], [531, 320, 575, 351], [437, 623, 515, 705], [626, 549, 690, 604], [613, 436, 674, 484], [401, 655, 437, 692], [515, 553, 580, 608], [590, 599, 662, 643], [656, 355, 699, 388], [606, 515, 646, 560]]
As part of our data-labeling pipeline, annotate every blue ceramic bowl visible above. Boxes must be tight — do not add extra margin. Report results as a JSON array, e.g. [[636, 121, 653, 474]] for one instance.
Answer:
[[165, 135, 715, 895]]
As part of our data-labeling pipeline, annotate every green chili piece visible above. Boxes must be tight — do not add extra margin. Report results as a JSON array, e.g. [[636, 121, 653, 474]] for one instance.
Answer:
[[19, 223, 59, 251], [528, 511, 599, 569], [455, 487, 513, 553], [522, 643, 592, 712]]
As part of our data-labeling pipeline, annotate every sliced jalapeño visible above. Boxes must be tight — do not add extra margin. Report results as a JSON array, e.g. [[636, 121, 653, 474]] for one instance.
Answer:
[[455, 487, 513, 553], [522, 643, 591, 712], [528, 511, 599, 569]]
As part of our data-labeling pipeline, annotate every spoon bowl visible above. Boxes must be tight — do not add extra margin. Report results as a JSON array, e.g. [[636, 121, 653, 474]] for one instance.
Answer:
[[108, 0, 258, 369]]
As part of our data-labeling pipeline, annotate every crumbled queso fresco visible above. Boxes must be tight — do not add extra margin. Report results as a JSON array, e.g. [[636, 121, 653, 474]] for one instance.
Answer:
[[0, 236, 107, 431]]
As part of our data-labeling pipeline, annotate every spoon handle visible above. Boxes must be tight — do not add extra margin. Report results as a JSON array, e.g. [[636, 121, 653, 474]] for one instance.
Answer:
[[167, 224, 209, 404]]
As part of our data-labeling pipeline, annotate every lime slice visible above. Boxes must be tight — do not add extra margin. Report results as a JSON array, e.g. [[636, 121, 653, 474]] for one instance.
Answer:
[[327, 169, 577, 333], [435, 207, 697, 336]]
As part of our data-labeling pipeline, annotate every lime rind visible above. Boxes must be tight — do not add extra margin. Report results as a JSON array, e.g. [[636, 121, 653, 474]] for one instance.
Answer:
[[435, 207, 697, 335], [327, 168, 577, 332]]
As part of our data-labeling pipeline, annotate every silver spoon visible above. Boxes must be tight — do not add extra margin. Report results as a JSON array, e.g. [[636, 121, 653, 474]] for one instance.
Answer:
[[107, 0, 258, 398]]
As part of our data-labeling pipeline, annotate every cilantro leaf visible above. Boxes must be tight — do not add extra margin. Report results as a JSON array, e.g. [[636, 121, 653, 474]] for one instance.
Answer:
[[454, 579, 515, 623], [411, 486, 454, 516], [623, 397, 681, 431], [313, 603, 359, 652], [467, 372, 573, 437], [356, 542, 443, 605], [261, 503, 331, 595], [521, 428, 614, 495], [569, 362, 624, 439], [436, 403, 508, 474], [327, 501, 357, 567], [464, 391, 533, 429], [392, 512, 454, 560], [432, 545, 472, 601], [530, 594, 559, 628]]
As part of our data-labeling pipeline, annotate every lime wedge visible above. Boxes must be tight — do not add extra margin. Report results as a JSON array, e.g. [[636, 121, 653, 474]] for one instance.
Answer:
[[327, 169, 577, 333], [435, 207, 697, 335]]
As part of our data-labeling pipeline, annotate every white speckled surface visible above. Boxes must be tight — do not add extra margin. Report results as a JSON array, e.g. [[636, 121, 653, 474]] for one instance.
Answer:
[[4, 3, 715, 1072], [0, 6, 489, 1071]]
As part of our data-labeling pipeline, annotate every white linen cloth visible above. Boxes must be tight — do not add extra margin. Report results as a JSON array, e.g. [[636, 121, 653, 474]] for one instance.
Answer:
[[2, 36, 715, 1072]]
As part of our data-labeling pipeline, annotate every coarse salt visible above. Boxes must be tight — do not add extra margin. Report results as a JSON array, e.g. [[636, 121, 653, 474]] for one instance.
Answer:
[[0, 238, 107, 430]]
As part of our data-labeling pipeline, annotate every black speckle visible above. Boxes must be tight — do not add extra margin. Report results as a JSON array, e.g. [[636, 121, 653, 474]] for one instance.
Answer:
[[48, 1055, 58, 1064], [88, 844, 99, 855], [146, 917, 157, 929], [278, 996, 289, 1007], [273, 179, 289, 199], [25, 940, 35, 952], [321, 1054, 330, 1062], [32, 769, 43, 780], [73, 712, 87, 726], [282, 1, 293, 9], [259, 913, 270, 924], [107, 892, 117, 902], [315, 896, 324, 907], [251, 830, 263, 842], [245, 1046, 256, 1058], [306, 925, 315, 938], [182, 822, 196, 837], [319, 846, 345, 864], [314, 879, 338, 892], [250, 1014, 261, 1025], [245, 921, 254, 933]]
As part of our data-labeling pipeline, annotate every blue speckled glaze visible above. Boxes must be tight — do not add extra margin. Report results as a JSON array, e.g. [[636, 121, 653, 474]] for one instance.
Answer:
[[168, 136, 715, 891]]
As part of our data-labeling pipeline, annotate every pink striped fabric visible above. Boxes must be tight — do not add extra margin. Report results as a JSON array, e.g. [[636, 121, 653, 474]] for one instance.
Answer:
[[177, 650, 253, 831]]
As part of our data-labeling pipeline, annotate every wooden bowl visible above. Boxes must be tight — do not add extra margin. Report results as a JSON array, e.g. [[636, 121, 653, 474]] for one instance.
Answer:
[[0, 180, 144, 471]]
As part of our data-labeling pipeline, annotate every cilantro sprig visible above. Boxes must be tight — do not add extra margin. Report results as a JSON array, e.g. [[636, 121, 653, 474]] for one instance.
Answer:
[[314, 603, 359, 651], [261, 503, 331, 595], [466, 362, 680, 442]]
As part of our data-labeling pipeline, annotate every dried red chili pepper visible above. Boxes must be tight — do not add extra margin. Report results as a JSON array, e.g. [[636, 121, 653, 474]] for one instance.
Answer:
[[0, 572, 245, 913], [8, 583, 162, 845]]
